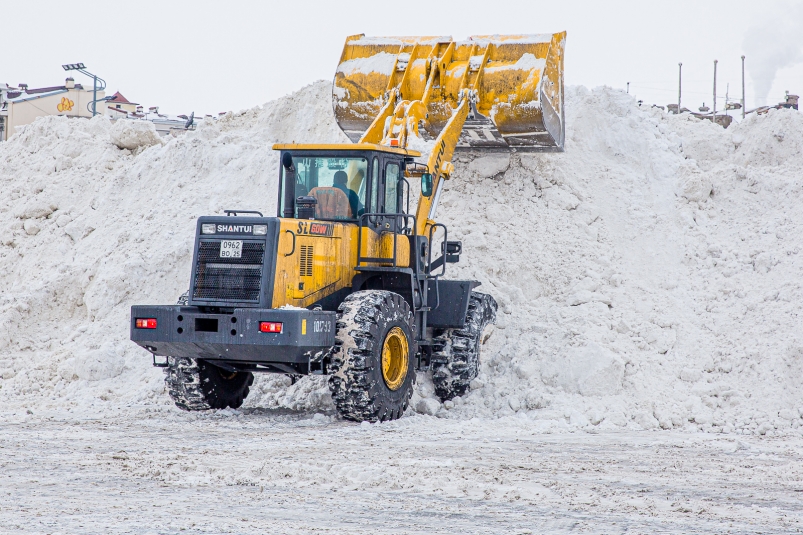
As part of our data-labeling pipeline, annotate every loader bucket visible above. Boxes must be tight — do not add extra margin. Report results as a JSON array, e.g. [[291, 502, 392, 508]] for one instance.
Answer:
[[333, 32, 566, 152]]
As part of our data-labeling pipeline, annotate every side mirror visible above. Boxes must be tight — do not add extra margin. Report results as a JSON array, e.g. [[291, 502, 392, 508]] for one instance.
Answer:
[[421, 173, 433, 197]]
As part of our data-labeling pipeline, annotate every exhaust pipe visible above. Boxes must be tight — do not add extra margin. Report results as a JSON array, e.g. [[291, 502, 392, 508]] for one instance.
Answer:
[[282, 152, 295, 219]]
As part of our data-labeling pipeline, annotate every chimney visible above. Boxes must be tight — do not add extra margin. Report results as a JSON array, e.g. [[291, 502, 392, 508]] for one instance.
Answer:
[[19, 83, 28, 92], [65, 77, 75, 89]]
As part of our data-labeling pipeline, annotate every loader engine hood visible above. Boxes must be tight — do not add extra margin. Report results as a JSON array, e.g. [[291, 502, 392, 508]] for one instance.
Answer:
[[188, 216, 280, 308]]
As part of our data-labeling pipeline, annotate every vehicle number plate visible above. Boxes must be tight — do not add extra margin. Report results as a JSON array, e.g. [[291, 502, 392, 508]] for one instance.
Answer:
[[220, 240, 242, 258]]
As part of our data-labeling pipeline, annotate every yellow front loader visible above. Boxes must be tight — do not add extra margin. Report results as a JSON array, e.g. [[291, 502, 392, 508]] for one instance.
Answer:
[[131, 32, 566, 422]]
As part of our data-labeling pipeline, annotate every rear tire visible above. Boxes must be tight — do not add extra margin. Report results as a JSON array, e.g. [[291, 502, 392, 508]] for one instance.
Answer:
[[162, 290, 253, 411], [164, 357, 254, 411], [328, 290, 416, 422], [431, 291, 497, 401]]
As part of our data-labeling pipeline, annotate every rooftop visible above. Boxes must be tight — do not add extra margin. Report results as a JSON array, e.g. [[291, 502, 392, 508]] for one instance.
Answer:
[[107, 91, 139, 106], [5, 83, 85, 100], [272, 143, 421, 157]]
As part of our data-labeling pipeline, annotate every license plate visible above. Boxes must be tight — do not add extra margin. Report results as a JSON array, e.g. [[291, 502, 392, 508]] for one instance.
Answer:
[[219, 240, 242, 258]]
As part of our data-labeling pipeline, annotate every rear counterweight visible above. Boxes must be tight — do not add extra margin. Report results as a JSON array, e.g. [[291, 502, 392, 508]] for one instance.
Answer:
[[131, 305, 336, 370]]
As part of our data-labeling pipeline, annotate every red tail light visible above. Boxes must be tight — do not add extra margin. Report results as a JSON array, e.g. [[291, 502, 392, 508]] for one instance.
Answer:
[[259, 321, 283, 333], [135, 318, 158, 329]]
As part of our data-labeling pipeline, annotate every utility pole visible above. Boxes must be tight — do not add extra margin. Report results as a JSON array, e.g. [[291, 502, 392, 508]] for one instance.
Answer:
[[713, 59, 718, 124], [741, 55, 746, 119], [678, 62, 682, 114], [627, 82, 630, 94], [62, 63, 106, 117]]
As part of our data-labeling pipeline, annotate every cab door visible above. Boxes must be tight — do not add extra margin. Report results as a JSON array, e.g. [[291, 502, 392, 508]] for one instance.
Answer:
[[381, 160, 402, 232], [366, 156, 382, 231], [365, 156, 402, 229]]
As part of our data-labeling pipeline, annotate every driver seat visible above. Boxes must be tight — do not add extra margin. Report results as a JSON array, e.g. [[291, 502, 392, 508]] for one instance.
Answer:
[[309, 187, 351, 219]]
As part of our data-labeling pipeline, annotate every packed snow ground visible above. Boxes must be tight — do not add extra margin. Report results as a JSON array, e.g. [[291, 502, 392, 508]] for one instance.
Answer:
[[2, 409, 802, 534], [1, 80, 803, 532]]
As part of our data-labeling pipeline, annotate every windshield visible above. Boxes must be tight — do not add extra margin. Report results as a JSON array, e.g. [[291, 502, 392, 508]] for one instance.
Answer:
[[281, 156, 368, 220]]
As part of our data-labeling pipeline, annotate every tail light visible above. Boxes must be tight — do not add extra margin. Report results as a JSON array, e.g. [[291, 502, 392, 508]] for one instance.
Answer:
[[259, 321, 283, 333], [135, 318, 158, 329]]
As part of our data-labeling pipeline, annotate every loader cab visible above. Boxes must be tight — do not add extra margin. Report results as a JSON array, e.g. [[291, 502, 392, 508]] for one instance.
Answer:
[[273, 143, 420, 231]]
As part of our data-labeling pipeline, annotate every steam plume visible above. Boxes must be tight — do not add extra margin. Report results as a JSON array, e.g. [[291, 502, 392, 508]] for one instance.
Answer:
[[742, 2, 803, 106]]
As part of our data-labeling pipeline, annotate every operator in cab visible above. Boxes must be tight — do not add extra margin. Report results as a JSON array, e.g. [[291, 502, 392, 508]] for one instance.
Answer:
[[332, 170, 361, 217]]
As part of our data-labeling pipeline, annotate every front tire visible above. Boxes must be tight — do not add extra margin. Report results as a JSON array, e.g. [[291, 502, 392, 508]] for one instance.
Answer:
[[328, 290, 416, 422], [164, 357, 254, 411], [431, 291, 497, 401]]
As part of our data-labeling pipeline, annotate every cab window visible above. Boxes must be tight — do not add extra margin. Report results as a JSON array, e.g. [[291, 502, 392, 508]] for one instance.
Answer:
[[280, 156, 367, 220], [384, 162, 399, 214], [370, 157, 380, 214]]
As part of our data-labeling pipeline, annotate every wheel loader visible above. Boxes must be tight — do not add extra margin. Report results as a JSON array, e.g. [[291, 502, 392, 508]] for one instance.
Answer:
[[131, 32, 566, 422]]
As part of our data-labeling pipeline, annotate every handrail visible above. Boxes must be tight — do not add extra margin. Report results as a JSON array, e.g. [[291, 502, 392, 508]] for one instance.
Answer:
[[284, 229, 296, 256], [355, 212, 429, 313], [224, 210, 264, 217], [426, 223, 449, 313], [427, 223, 448, 278], [400, 177, 411, 232], [356, 213, 417, 268]]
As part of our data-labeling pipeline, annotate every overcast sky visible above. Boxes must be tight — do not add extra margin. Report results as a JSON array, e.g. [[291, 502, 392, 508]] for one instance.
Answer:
[[5, 0, 803, 117]]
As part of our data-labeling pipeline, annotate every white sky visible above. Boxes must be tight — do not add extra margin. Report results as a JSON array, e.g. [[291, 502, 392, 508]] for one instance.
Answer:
[[5, 0, 803, 116]]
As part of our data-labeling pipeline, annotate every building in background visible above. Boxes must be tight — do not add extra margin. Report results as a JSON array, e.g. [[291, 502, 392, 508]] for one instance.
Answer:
[[0, 78, 105, 141], [1, 74, 200, 141], [105, 97, 197, 136], [105, 92, 140, 117]]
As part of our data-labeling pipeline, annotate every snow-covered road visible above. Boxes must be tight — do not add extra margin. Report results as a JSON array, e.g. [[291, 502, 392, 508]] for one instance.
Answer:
[[2, 408, 801, 534]]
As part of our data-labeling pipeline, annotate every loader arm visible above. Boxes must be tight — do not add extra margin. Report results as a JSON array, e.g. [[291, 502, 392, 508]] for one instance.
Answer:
[[360, 91, 469, 237], [413, 97, 469, 237]]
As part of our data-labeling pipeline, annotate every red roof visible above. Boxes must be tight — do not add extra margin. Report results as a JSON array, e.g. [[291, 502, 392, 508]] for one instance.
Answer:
[[108, 91, 139, 105]]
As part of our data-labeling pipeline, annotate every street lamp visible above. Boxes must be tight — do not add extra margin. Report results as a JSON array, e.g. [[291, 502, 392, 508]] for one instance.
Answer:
[[62, 63, 106, 117]]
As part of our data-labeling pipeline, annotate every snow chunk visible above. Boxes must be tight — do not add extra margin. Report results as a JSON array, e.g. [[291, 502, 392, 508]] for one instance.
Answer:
[[544, 343, 625, 397], [23, 220, 41, 236], [110, 120, 164, 151], [468, 154, 510, 177], [336, 52, 397, 76], [680, 165, 712, 202], [485, 53, 546, 73], [16, 200, 57, 220], [74, 345, 125, 381]]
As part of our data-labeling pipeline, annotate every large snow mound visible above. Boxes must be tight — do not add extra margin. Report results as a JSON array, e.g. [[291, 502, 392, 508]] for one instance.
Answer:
[[1, 81, 802, 436]]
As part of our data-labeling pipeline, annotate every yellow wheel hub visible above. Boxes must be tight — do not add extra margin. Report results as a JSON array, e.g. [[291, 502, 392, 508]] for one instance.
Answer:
[[218, 369, 238, 381], [381, 327, 409, 391]]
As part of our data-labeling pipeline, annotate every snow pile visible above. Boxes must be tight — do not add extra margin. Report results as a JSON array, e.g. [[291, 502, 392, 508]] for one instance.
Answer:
[[1, 81, 802, 436], [433, 94, 803, 435]]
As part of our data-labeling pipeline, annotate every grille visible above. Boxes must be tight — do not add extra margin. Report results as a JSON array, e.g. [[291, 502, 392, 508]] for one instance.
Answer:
[[193, 240, 265, 302], [299, 245, 313, 277]]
